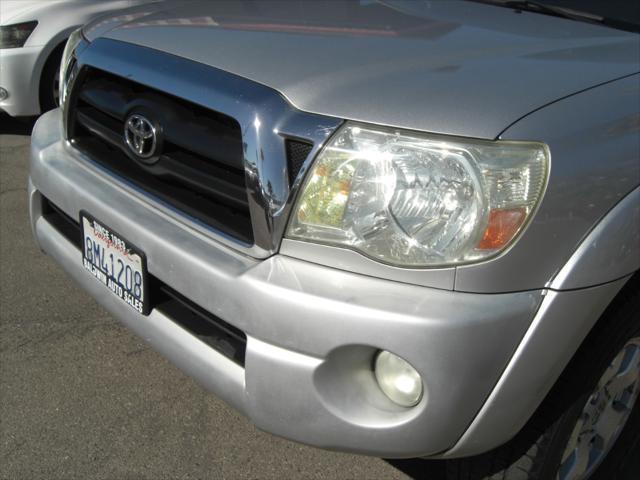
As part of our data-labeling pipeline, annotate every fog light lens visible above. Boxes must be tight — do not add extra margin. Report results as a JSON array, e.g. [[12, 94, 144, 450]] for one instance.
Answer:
[[374, 351, 423, 407], [0, 87, 8, 101]]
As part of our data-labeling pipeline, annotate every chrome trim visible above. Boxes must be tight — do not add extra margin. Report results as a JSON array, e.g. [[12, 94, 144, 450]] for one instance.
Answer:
[[60, 39, 86, 128], [65, 38, 342, 258]]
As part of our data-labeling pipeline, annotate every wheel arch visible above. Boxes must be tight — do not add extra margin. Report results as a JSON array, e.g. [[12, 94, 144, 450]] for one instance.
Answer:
[[37, 40, 67, 111]]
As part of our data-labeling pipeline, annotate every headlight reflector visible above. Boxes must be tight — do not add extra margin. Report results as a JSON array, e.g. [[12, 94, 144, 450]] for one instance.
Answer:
[[0, 21, 38, 49], [287, 123, 548, 267]]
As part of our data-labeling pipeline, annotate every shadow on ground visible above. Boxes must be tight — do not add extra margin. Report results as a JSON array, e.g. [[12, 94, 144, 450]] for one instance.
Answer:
[[385, 458, 447, 479], [0, 113, 37, 136]]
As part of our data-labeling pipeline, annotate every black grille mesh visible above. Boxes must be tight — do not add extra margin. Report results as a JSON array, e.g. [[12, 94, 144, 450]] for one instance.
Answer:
[[286, 140, 314, 185], [69, 67, 252, 243]]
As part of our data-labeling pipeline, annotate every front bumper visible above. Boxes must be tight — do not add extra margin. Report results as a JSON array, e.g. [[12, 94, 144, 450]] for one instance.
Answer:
[[30, 110, 544, 458], [0, 46, 42, 117]]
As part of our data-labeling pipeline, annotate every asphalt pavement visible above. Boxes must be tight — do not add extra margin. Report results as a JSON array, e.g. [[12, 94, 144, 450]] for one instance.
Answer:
[[0, 113, 441, 479]]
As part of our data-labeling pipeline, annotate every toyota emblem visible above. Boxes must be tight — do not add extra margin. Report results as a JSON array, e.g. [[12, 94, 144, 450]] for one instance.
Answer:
[[124, 114, 157, 159]]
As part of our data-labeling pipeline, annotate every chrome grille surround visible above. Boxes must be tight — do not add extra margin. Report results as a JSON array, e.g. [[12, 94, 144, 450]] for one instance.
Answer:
[[63, 38, 342, 258]]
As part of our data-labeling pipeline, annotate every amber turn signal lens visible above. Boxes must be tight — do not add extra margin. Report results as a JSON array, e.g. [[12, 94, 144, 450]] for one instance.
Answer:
[[477, 207, 526, 250]]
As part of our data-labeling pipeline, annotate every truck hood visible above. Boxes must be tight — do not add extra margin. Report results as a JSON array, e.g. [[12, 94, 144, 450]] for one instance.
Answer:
[[83, 0, 640, 139]]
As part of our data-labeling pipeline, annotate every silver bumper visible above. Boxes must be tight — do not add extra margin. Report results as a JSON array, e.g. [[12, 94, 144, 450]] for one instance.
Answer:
[[30, 110, 547, 457]]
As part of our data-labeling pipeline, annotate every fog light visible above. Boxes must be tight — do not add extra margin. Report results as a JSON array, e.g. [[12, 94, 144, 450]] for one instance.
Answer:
[[0, 87, 8, 101], [374, 350, 423, 407]]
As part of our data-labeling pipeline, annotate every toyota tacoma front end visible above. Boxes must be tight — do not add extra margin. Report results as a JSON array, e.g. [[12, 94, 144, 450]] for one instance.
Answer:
[[29, 1, 640, 478]]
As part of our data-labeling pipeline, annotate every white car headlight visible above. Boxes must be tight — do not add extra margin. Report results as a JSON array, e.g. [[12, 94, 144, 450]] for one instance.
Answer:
[[0, 21, 38, 49], [286, 123, 549, 267], [59, 28, 84, 107]]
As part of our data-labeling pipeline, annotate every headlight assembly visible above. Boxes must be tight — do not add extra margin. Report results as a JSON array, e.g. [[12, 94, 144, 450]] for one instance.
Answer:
[[0, 21, 38, 49], [286, 123, 549, 267]]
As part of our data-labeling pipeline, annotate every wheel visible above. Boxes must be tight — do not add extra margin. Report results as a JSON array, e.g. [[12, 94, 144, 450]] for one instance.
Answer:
[[441, 275, 640, 480], [39, 43, 65, 113]]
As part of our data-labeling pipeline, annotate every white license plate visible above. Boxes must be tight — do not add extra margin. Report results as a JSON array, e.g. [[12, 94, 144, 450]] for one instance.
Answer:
[[81, 213, 148, 315]]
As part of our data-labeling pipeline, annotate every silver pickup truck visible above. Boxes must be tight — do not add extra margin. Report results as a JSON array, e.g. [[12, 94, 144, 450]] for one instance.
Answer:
[[28, 1, 639, 479]]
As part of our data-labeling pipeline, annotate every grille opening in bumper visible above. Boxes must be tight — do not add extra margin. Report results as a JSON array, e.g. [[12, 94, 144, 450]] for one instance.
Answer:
[[155, 285, 246, 365], [41, 196, 247, 366], [42, 198, 82, 247], [68, 67, 253, 244]]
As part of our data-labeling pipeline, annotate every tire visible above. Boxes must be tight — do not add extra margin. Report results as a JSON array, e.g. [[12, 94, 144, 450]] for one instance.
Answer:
[[440, 274, 640, 480], [38, 44, 65, 113]]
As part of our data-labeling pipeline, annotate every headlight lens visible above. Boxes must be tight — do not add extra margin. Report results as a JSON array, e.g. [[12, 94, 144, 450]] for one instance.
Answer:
[[59, 28, 84, 107], [286, 123, 549, 267], [0, 21, 38, 49]]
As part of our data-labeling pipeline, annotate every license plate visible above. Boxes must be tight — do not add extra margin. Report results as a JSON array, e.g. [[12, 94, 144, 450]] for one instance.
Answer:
[[81, 212, 149, 315]]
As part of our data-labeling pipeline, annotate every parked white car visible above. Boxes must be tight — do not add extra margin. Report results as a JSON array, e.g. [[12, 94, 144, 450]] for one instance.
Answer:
[[0, 0, 156, 117]]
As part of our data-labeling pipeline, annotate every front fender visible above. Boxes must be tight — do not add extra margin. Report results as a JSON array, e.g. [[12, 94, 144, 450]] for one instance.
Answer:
[[454, 74, 640, 293], [440, 76, 640, 457], [439, 189, 639, 457], [551, 186, 640, 290]]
